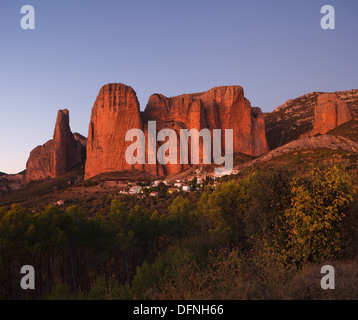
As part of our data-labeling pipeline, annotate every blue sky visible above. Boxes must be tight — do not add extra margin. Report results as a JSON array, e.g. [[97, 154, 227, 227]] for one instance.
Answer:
[[0, 0, 357, 174]]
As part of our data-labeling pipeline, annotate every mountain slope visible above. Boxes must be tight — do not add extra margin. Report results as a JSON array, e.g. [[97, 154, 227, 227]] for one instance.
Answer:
[[265, 89, 358, 150]]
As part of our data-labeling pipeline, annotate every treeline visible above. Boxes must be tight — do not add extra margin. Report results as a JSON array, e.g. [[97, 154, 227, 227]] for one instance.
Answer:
[[1, 164, 358, 300]]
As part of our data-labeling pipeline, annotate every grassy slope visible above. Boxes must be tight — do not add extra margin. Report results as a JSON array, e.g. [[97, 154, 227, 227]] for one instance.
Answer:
[[328, 119, 358, 142]]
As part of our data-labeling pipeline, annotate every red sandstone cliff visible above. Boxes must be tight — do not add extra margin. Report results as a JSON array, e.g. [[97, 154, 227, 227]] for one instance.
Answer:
[[144, 86, 269, 155], [142, 86, 269, 175], [85, 84, 164, 180], [25, 109, 86, 183], [85, 83, 269, 179], [311, 93, 352, 135]]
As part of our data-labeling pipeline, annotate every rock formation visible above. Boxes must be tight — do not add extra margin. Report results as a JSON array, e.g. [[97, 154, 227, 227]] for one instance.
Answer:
[[311, 93, 352, 135], [25, 109, 86, 183], [0, 173, 24, 197], [144, 86, 263, 154], [265, 89, 358, 150], [85, 83, 269, 179], [85, 84, 164, 179]]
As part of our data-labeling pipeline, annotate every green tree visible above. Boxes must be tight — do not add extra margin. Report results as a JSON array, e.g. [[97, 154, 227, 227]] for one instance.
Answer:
[[197, 180, 249, 248], [157, 182, 167, 198], [245, 168, 293, 265], [108, 200, 157, 285], [165, 196, 197, 238], [131, 257, 165, 299], [0, 205, 32, 299], [31, 205, 70, 293], [86, 275, 121, 300], [285, 166, 353, 267], [46, 283, 73, 300], [189, 177, 197, 190], [108, 200, 133, 284]]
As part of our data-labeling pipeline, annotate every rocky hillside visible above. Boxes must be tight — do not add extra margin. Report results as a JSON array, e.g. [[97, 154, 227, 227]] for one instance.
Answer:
[[265, 89, 358, 150], [255, 134, 358, 164], [0, 173, 23, 197]]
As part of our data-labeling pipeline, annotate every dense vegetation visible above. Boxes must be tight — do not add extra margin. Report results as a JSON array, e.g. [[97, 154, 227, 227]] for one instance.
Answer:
[[1, 163, 358, 300]]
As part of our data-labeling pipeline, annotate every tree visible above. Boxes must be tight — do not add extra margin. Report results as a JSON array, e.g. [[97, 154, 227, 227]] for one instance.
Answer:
[[244, 168, 293, 264], [86, 275, 121, 300], [108, 200, 157, 285], [0, 205, 32, 299], [189, 177, 197, 191], [64, 206, 88, 293], [157, 182, 167, 198], [165, 196, 197, 238], [197, 180, 249, 248], [284, 166, 353, 267], [108, 200, 133, 284], [31, 205, 70, 293]]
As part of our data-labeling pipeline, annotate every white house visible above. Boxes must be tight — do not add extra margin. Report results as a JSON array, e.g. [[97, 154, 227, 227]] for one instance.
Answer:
[[182, 185, 191, 192], [129, 186, 142, 194], [152, 180, 161, 187], [214, 169, 234, 178]]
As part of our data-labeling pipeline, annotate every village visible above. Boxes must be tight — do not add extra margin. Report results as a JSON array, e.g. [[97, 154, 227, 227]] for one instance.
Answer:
[[117, 167, 238, 198], [50, 167, 240, 206]]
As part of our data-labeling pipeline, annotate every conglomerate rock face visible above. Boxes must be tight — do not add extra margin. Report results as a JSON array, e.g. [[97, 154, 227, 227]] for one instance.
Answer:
[[85, 83, 269, 179], [311, 93, 352, 135], [25, 109, 86, 183], [84, 84, 164, 180]]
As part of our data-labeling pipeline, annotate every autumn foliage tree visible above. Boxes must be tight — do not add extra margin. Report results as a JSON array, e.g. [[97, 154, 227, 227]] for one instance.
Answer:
[[284, 166, 354, 267]]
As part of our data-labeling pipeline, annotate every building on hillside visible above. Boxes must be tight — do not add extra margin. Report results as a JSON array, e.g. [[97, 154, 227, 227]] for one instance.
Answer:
[[197, 176, 205, 184], [168, 188, 180, 194], [182, 185, 191, 192], [150, 191, 159, 197], [129, 186, 142, 195], [152, 180, 161, 187], [214, 169, 234, 178]]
